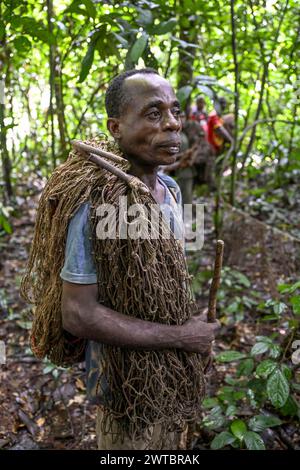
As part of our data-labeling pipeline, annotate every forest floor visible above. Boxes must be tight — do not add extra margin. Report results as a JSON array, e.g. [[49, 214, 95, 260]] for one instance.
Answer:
[[0, 180, 299, 450]]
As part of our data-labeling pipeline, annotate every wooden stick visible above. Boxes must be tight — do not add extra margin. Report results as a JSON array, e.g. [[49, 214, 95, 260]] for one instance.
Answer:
[[71, 141, 150, 195], [72, 139, 125, 164], [207, 240, 224, 322]]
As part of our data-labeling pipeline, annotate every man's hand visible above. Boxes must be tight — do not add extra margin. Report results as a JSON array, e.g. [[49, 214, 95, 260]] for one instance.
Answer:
[[179, 311, 220, 355]]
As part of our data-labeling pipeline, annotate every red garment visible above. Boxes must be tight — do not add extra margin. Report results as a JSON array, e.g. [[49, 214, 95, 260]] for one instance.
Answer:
[[207, 110, 224, 152]]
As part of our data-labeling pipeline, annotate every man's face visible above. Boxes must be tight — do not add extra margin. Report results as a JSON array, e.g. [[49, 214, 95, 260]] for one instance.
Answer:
[[197, 97, 205, 111], [219, 97, 227, 112], [108, 74, 182, 167]]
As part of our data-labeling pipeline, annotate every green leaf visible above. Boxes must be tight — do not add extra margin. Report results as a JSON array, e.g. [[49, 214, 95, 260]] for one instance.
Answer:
[[177, 85, 193, 106], [43, 364, 55, 374], [281, 364, 292, 380], [16, 320, 32, 330], [249, 415, 282, 432], [225, 375, 238, 385], [81, 0, 97, 19], [280, 395, 299, 417], [244, 431, 266, 450], [237, 358, 254, 377], [13, 36, 32, 53], [233, 390, 247, 401], [130, 33, 148, 63], [0, 21, 5, 40], [18, 18, 56, 45], [216, 351, 247, 362], [211, 431, 237, 449], [278, 281, 300, 294], [225, 405, 237, 417], [79, 40, 96, 82], [30, 28, 56, 45], [269, 344, 281, 359], [255, 335, 273, 344], [65, 0, 96, 18], [151, 18, 177, 35], [226, 301, 239, 313], [230, 420, 247, 440], [290, 296, 300, 315], [0, 216, 12, 234], [138, 10, 153, 25], [202, 406, 225, 430], [255, 360, 277, 379], [202, 398, 219, 409], [232, 271, 251, 287], [273, 302, 287, 315], [267, 369, 289, 408], [251, 342, 270, 356]]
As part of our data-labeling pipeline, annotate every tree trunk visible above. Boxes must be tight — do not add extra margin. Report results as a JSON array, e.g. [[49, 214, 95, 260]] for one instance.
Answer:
[[54, 53, 68, 158], [177, 0, 197, 113], [0, 3, 13, 200], [0, 98, 13, 200], [229, 0, 239, 207], [47, 0, 56, 168]]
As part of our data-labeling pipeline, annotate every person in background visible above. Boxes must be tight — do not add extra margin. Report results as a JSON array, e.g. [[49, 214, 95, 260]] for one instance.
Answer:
[[189, 95, 208, 136], [176, 117, 199, 205], [207, 97, 233, 155], [164, 117, 215, 203]]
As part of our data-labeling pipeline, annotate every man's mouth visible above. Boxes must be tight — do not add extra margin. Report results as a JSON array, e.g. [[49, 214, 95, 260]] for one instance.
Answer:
[[157, 141, 181, 155]]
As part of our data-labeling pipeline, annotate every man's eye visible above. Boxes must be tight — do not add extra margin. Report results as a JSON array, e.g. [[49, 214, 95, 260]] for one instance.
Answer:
[[148, 111, 161, 119], [173, 108, 181, 118]]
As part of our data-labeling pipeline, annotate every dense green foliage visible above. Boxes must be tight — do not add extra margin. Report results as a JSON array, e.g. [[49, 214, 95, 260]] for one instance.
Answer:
[[0, 0, 299, 201]]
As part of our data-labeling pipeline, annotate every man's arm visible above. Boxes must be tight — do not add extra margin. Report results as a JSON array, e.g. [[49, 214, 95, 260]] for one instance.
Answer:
[[61, 281, 219, 355]]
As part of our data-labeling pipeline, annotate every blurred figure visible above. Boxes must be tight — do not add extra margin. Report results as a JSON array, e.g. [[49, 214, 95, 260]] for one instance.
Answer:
[[163, 119, 215, 205], [179, 111, 189, 154], [222, 113, 234, 137], [189, 95, 208, 136], [207, 97, 233, 155]]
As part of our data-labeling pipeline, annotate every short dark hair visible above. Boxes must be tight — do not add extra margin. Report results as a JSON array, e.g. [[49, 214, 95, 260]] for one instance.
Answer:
[[105, 68, 159, 118]]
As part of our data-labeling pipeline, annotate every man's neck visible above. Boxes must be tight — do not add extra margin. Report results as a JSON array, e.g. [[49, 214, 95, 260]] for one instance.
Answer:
[[128, 161, 159, 191], [127, 160, 166, 204]]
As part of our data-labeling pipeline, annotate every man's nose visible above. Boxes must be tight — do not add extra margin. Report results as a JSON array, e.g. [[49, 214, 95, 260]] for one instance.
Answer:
[[161, 111, 181, 131]]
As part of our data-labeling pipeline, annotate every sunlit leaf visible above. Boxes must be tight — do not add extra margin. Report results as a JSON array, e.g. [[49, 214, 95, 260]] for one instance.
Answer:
[[130, 33, 148, 63], [267, 369, 289, 408], [230, 419, 247, 440], [211, 431, 237, 449], [244, 431, 265, 450], [216, 351, 247, 362], [79, 40, 97, 82], [249, 415, 282, 432]]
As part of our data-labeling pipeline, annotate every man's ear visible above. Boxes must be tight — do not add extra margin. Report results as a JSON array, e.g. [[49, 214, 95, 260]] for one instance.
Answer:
[[107, 118, 121, 139]]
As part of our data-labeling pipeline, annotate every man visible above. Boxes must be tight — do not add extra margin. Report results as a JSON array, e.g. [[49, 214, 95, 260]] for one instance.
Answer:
[[22, 68, 219, 450], [207, 96, 233, 155]]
